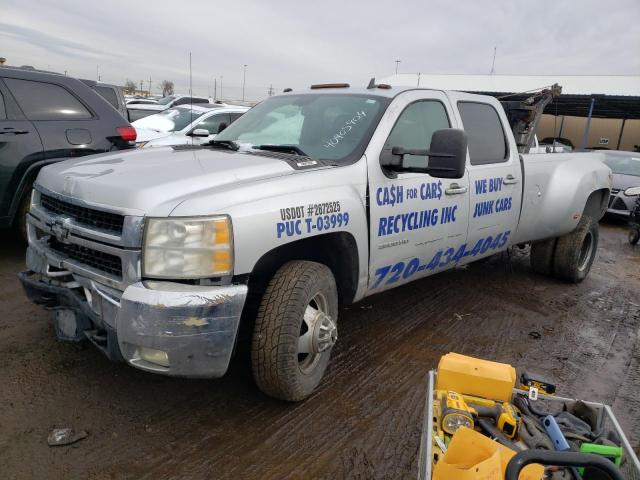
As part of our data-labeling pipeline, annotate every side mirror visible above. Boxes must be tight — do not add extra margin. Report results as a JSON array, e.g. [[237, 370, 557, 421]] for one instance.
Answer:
[[190, 128, 210, 137], [380, 128, 468, 179], [217, 122, 228, 134], [624, 186, 640, 196]]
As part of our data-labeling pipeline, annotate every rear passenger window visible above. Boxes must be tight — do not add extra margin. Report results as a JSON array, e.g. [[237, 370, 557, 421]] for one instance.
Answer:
[[93, 86, 119, 110], [385, 101, 450, 169], [5, 78, 92, 120], [458, 102, 507, 165]]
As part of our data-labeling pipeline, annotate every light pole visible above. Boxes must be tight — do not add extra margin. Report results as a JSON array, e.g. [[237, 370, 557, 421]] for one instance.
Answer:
[[242, 64, 247, 102], [395, 60, 401, 75]]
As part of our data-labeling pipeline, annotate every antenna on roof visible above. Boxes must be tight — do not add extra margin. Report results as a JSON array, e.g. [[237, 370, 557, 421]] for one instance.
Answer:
[[367, 77, 376, 89]]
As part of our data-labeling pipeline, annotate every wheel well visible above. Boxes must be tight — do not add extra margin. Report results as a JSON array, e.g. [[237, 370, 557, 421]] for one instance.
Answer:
[[248, 232, 359, 306], [583, 188, 609, 221], [236, 232, 359, 344]]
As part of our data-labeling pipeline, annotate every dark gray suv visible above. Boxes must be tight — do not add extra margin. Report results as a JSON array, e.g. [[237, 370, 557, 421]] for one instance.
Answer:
[[0, 67, 136, 238]]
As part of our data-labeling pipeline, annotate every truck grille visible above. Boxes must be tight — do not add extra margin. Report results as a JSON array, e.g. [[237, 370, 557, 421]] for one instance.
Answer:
[[49, 238, 123, 279], [40, 194, 125, 235]]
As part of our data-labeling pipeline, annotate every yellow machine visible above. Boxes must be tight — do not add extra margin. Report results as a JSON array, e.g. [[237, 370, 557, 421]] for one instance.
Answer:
[[438, 390, 520, 439], [436, 353, 516, 402], [440, 390, 475, 435]]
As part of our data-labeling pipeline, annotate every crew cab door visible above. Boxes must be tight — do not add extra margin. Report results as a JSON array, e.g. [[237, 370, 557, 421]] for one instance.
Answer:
[[366, 91, 470, 293], [449, 94, 522, 264]]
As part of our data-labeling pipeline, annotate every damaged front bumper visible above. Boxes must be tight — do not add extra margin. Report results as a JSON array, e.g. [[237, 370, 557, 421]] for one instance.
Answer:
[[19, 249, 248, 378]]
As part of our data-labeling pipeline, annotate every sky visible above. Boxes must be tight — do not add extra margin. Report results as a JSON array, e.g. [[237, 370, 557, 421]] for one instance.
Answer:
[[2, 0, 639, 102]]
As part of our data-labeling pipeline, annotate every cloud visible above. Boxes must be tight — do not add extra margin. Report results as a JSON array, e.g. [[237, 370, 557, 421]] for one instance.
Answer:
[[1, 0, 638, 101]]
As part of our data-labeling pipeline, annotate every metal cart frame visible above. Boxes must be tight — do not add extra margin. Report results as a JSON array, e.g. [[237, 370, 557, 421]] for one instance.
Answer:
[[418, 370, 640, 480]]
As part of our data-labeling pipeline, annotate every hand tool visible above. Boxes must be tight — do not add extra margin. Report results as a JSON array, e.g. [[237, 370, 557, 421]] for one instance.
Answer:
[[543, 415, 583, 480], [463, 394, 520, 439], [521, 371, 556, 395]]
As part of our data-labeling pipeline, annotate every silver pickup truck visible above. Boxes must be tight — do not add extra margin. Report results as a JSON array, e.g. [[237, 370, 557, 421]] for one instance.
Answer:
[[19, 83, 611, 401]]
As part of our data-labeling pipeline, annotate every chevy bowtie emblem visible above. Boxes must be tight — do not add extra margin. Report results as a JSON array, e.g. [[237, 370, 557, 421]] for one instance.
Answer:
[[47, 216, 72, 244]]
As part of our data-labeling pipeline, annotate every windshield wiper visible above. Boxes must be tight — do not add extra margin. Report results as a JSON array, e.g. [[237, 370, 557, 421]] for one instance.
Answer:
[[253, 144, 310, 157], [207, 139, 239, 151]]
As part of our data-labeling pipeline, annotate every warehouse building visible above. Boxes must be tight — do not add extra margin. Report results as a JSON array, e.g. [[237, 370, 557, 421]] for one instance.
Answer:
[[379, 74, 640, 152]]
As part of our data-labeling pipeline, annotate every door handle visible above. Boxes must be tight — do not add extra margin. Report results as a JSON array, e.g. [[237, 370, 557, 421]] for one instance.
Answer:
[[503, 174, 519, 185], [445, 183, 468, 195]]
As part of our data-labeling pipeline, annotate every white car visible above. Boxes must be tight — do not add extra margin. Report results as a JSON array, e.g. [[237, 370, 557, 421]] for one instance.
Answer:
[[125, 98, 158, 105], [133, 104, 249, 148], [129, 94, 212, 113]]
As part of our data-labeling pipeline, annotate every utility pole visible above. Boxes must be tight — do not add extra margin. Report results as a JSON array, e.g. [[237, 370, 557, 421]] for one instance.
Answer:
[[148, 77, 152, 95], [242, 64, 247, 102], [395, 60, 401, 75], [140, 80, 144, 94], [268, 84, 274, 96], [214, 78, 217, 100], [96, 65, 99, 81], [490, 46, 497, 75], [220, 76, 223, 101]]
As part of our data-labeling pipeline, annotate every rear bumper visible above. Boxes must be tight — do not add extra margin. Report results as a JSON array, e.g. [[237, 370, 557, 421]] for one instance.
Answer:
[[19, 254, 248, 378]]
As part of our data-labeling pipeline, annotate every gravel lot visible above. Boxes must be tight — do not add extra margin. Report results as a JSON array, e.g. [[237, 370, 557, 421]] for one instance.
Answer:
[[1, 222, 638, 479]]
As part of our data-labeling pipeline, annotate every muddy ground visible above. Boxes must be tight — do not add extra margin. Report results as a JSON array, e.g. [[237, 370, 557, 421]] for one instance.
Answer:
[[1, 222, 638, 479]]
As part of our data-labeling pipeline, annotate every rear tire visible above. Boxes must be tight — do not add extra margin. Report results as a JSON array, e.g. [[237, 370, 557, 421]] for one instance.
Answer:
[[530, 238, 557, 276], [553, 215, 598, 283], [629, 228, 640, 245], [251, 261, 338, 401]]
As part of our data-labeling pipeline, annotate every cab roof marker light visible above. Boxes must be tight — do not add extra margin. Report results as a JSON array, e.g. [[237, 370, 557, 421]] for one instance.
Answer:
[[310, 83, 350, 89]]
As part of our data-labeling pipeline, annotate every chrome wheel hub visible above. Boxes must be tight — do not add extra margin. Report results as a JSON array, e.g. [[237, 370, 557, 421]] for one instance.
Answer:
[[297, 293, 336, 372]]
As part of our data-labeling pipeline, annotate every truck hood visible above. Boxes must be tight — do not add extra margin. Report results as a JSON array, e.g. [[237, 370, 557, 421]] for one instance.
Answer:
[[36, 147, 298, 216]]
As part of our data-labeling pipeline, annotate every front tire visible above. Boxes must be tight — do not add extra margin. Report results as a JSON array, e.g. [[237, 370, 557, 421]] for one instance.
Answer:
[[251, 261, 338, 401], [629, 228, 640, 245], [553, 215, 598, 283]]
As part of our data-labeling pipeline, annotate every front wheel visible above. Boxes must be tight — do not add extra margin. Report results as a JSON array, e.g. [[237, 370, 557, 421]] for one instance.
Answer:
[[553, 215, 598, 283], [629, 228, 640, 245], [251, 261, 338, 401]]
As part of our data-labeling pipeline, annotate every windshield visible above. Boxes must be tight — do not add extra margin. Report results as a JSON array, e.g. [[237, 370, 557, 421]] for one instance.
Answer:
[[604, 155, 640, 177], [157, 95, 177, 105], [215, 93, 390, 162], [132, 107, 205, 132]]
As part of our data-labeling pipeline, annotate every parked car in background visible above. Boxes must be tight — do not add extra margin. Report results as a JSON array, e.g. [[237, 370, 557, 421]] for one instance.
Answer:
[[125, 98, 158, 106], [528, 135, 574, 153], [602, 151, 640, 217], [0, 66, 136, 239], [133, 104, 249, 148], [540, 136, 574, 151], [80, 79, 128, 120], [127, 94, 211, 119]]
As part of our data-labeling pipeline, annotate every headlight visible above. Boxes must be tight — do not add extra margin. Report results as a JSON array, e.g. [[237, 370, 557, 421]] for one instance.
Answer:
[[143, 216, 233, 278]]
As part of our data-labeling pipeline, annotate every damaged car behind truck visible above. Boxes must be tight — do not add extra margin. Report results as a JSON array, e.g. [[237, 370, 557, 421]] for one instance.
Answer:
[[19, 82, 611, 401]]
